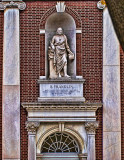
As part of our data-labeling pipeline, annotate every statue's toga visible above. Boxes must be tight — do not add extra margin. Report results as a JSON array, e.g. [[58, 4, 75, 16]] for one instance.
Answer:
[[49, 27, 74, 78]]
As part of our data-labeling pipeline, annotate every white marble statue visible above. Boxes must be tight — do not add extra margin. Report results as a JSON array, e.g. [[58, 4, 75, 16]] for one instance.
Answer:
[[48, 27, 74, 78]]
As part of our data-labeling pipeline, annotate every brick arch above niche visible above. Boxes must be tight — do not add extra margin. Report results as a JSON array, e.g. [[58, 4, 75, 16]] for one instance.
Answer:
[[39, 6, 82, 29]]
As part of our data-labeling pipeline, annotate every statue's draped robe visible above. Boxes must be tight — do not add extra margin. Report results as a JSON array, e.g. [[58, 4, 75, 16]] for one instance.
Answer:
[[51, 34, 70, 74], [105, 0, 124, 51]]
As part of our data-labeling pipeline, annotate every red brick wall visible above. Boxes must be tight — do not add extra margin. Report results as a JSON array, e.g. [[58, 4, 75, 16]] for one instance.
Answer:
[[0, 12, 3, 160], [21, 1, 103, 159], [40, 35, 45, 76], [1, 2, 124, 160], [121, 47, 124, 159]]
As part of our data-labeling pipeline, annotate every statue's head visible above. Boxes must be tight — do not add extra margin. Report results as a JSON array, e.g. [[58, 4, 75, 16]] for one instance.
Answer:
[[56, 27, 63, 35]]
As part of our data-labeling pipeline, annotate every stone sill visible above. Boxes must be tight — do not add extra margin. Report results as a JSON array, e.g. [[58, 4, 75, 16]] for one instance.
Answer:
[[38, 97, 86, 104], [38, 76, 85, 84]]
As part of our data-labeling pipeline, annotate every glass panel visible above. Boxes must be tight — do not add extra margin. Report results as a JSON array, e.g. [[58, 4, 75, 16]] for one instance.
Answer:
[[41, 133, 79, 153]]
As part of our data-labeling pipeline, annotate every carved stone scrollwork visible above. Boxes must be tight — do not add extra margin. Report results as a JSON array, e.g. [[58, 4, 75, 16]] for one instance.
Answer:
[[0, 1, 26, 10], [26, 121, 40, 134], [85, 121, 99, 134]]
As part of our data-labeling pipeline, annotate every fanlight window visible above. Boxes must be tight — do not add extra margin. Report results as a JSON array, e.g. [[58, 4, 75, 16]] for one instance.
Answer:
[[41, 133, 79, 153]]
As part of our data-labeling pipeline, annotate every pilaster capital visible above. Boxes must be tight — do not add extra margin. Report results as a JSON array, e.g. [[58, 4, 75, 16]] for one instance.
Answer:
[[85, 121, 99, 134], [97, 0, 106, 10], [0, 1, 26, 10], [26, 121, 40, 134]]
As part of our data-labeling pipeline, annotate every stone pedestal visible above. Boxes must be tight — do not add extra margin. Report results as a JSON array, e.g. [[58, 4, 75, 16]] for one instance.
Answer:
[[0, 1, 26, 159], [38, 76, 85, 103]]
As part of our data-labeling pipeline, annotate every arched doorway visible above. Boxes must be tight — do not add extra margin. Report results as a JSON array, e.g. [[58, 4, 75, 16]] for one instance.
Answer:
[[39, 132, 80, 160]]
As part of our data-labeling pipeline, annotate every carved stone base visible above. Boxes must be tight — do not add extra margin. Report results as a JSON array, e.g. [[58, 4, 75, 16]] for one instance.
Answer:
[[38, 76, 85, 103]]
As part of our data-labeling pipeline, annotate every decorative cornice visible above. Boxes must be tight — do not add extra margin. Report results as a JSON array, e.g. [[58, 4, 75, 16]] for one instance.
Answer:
[[22, 102, 102, 112], [0, 1, 26, 10], [25, 121, 40, 134], [97, 0, 106, 10], [85, 121, 99, 134]]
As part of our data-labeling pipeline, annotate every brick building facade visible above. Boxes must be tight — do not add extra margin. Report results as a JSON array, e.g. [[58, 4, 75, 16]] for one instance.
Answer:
[[0, 0, 123, 160]]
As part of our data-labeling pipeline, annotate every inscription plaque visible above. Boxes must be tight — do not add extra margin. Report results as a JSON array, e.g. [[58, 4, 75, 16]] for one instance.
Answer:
[[38, 77, 85, 103], [40, 83, 83, 97]]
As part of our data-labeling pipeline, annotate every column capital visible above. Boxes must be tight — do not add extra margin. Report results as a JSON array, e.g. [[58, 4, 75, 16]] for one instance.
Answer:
[[85, 121, 99, 134], [97, 0, 106, 10], [26, 121, 40, 135], [0, 1, 26, 10]]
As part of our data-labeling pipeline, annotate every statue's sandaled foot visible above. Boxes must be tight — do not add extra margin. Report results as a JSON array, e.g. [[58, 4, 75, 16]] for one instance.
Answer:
[[64, 74, 70, 78], [59, 73, 61, 78]]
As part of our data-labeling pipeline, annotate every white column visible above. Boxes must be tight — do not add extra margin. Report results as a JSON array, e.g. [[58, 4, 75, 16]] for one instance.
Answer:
[[87, 135, 95, 160], [3, 8, 20, 160], [28, 134, 37, 160], [0, 1, 26, 160], [26, 122, 40, 160], [103, 8, 121, 160], [85, 122, 99, 160]]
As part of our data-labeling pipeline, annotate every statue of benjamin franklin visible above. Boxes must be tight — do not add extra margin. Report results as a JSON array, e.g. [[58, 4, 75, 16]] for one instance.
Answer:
[[48, 27, 74, 78]]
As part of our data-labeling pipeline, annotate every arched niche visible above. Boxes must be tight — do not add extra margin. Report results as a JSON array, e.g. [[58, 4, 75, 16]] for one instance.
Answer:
[[45, 12, 76, 79]]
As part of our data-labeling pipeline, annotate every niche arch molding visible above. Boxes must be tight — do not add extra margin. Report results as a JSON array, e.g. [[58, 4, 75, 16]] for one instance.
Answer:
[[45, 12, 76, 78], [39, 5, 83, 77], [39, 6, 82, 29]]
